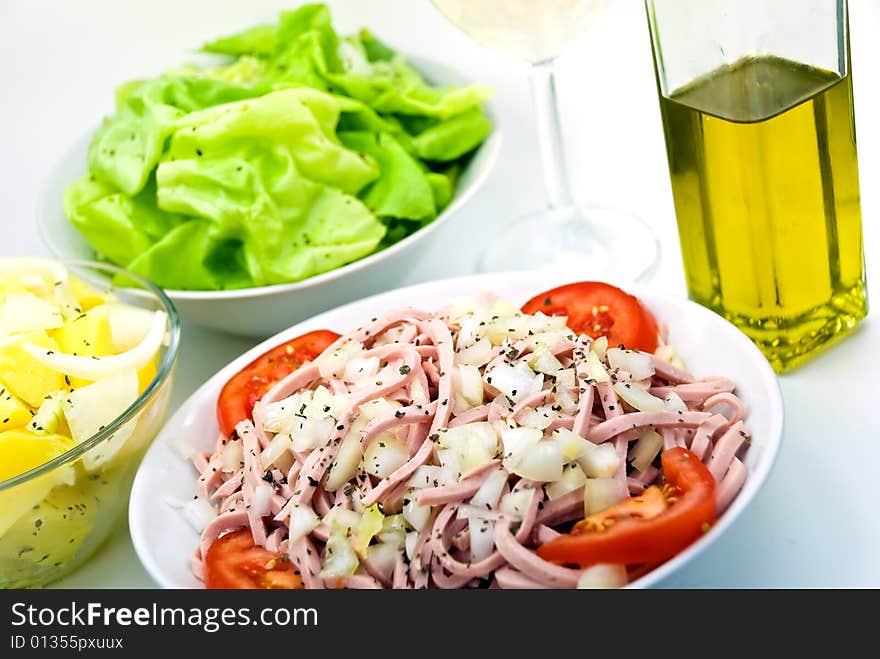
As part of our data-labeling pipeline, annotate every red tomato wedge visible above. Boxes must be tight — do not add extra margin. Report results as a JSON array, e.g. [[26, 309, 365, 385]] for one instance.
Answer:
[[521, 282, 659, 353], [217, 329, 340, 436], [204, 529, 303, 589], [536, 448, 716, 568]]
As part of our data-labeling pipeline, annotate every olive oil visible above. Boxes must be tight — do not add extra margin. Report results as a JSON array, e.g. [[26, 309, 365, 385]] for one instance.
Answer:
[[657, 55, 868, 371]]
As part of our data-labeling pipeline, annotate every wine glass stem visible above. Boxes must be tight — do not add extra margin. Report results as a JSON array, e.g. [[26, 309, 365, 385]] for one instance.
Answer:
[[529, 60, 574, 211]]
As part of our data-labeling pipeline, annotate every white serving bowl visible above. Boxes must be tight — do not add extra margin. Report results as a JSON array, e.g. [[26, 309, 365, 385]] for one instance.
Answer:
[[38, 57, 501, 338], [129, 272, 784, 589]]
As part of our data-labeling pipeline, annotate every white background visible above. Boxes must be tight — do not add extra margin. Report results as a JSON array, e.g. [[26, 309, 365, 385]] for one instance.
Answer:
[[1, 0, 878, 587]]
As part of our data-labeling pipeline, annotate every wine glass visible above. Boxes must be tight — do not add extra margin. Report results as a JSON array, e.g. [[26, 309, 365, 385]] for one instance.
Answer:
[[432, 0, 660, 281]]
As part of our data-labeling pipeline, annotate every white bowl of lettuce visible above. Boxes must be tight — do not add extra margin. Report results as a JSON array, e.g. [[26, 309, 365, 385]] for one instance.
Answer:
[[39, 4, 500, 338]]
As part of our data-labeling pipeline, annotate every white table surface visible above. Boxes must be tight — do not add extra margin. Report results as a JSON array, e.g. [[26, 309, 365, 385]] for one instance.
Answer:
[[2, 0, 878, 588]]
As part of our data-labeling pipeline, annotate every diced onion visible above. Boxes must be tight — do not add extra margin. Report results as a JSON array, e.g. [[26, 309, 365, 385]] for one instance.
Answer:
[[578, 442, 620, 479], [613, 382, 666, 412], [512, 440, 564, 482], [362, 436, 409, 479], [182, 496, 217, 533], [456, 364, 484, 406], [320, 530, 359, 579], [252, 482, 273, 517], [402, 489, 432, 531], [322, 506, 361, 536], [457, 337, 493, 367], [324, 420, 366, 491], [500, 426, 542, 471], [408, 465, 456, 489], [222, 440, 243, 472], [607, 348, 655, 381], [517, 405, 556, 431], [405, 531, 419, 561], [552, 368, 576, 388], [288, 504, 319, 542], [290, 417, 334, 452], [23, 310, 166, 380], [470, 469, 508, 509], [367, 542, 399, 581], [628, 430, 663, 472], [355, 504, 385, 556], [378, 514, 407, 547], [343, 356, 380, 384], [485, 362, 543, 403], [546, 463, 588, 500], [664, 391, 688, 413], [585, 352, 610, 383], [469, 517, 495, 562], [500, 489, 534, 518], [529, 346, 564, 375], [590, 335, 608, 360], [260, 432, 292, 469], [577, 564, 628, 589], [359, 397, 400, 421], [583, 478, 626, 516], [317, 341, 361, 379]]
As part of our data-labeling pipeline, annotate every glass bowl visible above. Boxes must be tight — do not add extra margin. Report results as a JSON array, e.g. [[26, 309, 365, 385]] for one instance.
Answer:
[[0, 259, 180, 588]]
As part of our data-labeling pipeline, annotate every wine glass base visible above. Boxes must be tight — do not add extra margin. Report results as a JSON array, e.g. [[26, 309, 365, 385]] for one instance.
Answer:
[[477, 204, 661, 283]]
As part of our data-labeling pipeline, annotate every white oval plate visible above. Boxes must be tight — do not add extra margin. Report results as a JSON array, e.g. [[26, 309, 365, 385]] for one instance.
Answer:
[[129, 272, 783, 588]]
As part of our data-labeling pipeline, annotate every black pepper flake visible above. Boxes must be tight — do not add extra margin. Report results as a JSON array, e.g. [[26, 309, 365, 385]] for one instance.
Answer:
[[394, 410, 405, 419], [399, 365, 411, 375], [307, 477, 319, 487]]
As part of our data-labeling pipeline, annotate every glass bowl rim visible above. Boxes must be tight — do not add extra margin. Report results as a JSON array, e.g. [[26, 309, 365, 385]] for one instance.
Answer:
[[0, 258, 181, 492]]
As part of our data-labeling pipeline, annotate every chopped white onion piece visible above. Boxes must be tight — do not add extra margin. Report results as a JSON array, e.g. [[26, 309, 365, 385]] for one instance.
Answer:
[[252, 482, 273, 517], [628, 430, 664, 472], [500, 489, 534, 518], [457, 337, 493, 367], [23, 310, 166, 380], [517, 405, 555, 431], [577, 564, 628, 589], [405, 531, 419, 562], [554, 386, 578, 415], [655, 344, 687, 370], [485, 361, 543, 404], [182, 496, 217, 533], [552, 368, 576, 388], [408, 465, 456, 489], [500, 426, 542, 471], [585, 351, 611, 384], [343, 356, 380, 384], [378, 514, 407, 548], [366, 542, 399, 581], [484, 314, 530, 345], [469, 517, 496, 562], [613, 382, 666, 412], [578, 442, 620, 479], [529, 346, 564, 375], [290, 416, 334, 452], [456, 504, 506, 521], [664, 391, 689, 413], [456, 364, 484, 406], [260, 432, 292, 469], [260, 394, 303, 434], [583, 478, 626, 517], [546, 463, 588, 500], [362, 435, 409, 479], [402, 489, 432, 531], [0, 257, 68, 287], [470, 469, 508, 509], [317, 341, 361, 379], [324, 415, 367, 491], [607, 348, 655, 381], [359, 397, 400, 421], [288, 504, 319, 542], [319, 530, 359, 579], [512, 440, 564, 483], [553, 428, 589, 461], [322, 506, 361, 536], [222, 440, 243, 472], [590, 335, 608, 360]]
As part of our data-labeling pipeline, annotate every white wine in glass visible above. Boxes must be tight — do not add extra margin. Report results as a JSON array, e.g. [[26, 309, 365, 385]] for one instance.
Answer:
[[433, 0, 659, 280]]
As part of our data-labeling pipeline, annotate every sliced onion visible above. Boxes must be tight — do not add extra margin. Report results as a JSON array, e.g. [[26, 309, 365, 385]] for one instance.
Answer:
[[343, 355, 380, 385], [23, 309, 166, 380], [252, 482, 273, 517], [322, 506, 361, 536], [378, 514, 407, 547], [0, 257, 68, 286], [456, 364, 484, 406], [0, 292, 63, 333], [577, 564, 628, 589], [260, 394, 303, 434], [469, 517, 496, 562], [517, 405, 556, 431], [408, 465, 456, 489], [552, 368, 576, 388], [288, 504, 319, 542], [324, 417, 366, 491], [355, 504, 385, 555], [222, 440, 243, 472], [182, 496, 217, 533], [607, 347, 655, 381], [358, 397, 400, 421], [554, 386, 578, 415], [260, 432, 292, 469], [402, 489, 432, 531], [553, 428, 589, 461], [107, 303, 155, 352], [613, 382, 666, 412], [628, 430, 663, 472], [456, 504, 506, 521], [470, 468, 508, 509], [484, 314, 530, 345], [317, 340, 362, 379], [546, 463, 588, 500], [290, 416, 334, 452], [584, 478, 626, 516]]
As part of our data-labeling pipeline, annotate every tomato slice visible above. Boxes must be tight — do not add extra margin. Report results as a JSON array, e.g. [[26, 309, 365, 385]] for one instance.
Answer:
[[217, 329, 340, 436], [204, 529, 303, 589], [521, 282, 659, 353], [536, 448, 716, 567]]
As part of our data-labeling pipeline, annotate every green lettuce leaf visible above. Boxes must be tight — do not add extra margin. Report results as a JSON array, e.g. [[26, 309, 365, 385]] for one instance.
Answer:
[[201, 24, 277, 58]]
